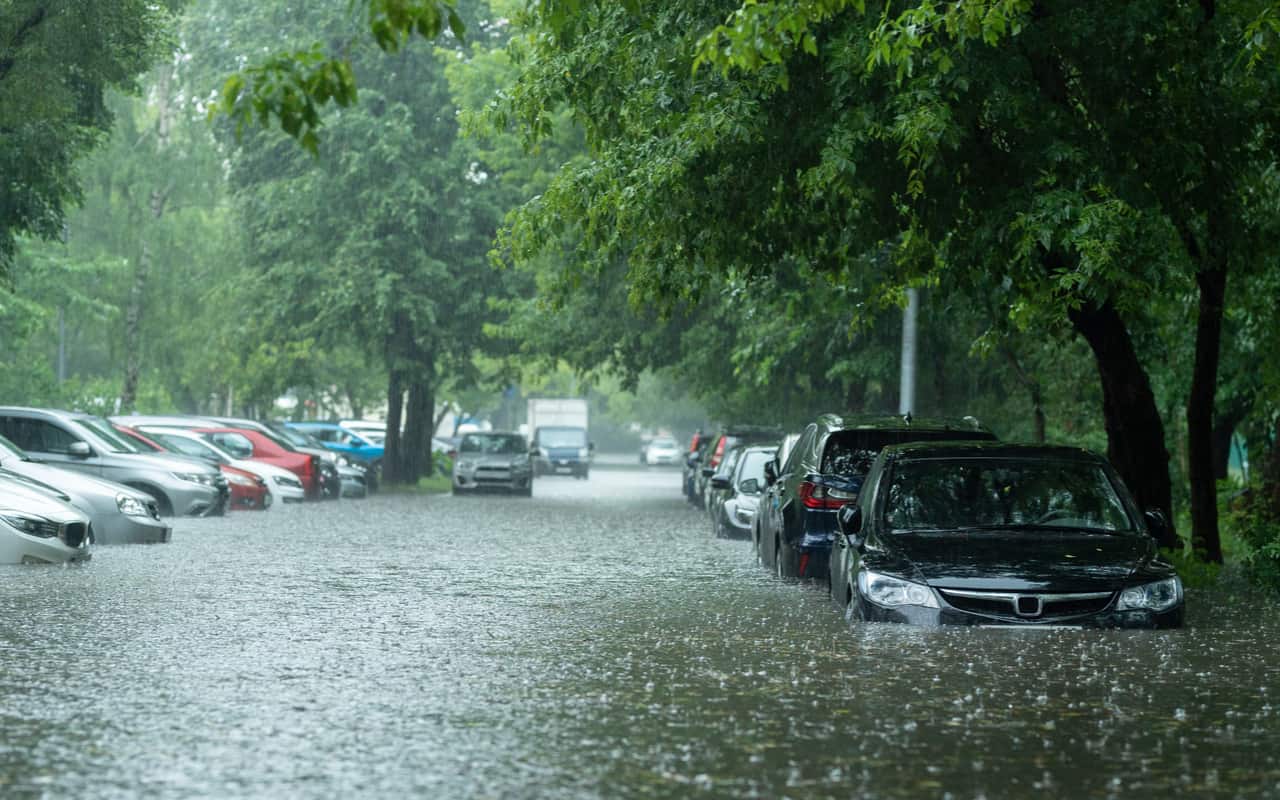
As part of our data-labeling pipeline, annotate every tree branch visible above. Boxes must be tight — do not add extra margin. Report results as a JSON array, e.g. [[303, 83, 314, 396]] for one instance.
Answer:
[[0, 5, 49, 82]]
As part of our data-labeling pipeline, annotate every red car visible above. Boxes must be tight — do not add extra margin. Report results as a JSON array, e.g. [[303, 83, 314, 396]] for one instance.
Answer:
[[114, 424, 272, 511], [196, 427, 321, 500]]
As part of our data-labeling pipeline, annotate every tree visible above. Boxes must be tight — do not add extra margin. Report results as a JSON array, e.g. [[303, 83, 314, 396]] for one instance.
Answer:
[[0, 1, 178, 277]]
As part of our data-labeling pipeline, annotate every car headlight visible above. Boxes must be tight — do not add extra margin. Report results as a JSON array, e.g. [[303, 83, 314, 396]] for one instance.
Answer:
[[735, 507, 756, 524], [225, 473, 257, 488], [336, 456, 350, 466], [857, 569, 939, 609], [0, 511, 57, 538], [173, 472, 215, 486], [115, 494, 148, 517], [1116, 577, 1183, 612], [273, 475, 303, 488], [578, 447, 589, 458]]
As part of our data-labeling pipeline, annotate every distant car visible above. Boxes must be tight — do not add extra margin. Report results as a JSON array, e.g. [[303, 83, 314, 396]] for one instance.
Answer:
[[195, 427, 321, 500], [642, 436, 681, 466], [0, 473, 92, 564], [0, 434, 171, 543], [452, 432, 533, 496], [757, 414, 995, 581], [286, 422, 384, 466], [830, 442, 1184, 628], [339, 419, 387, 444], [708, 445, 776, 539], [682, 433, 710, 502], [0, 407, 228, 517], [531, 426, 592, 479]]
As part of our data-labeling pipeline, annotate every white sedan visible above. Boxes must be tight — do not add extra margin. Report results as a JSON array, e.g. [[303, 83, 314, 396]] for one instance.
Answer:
[[643, 437, 682, 466], [139, 427, 307, 504], [0, 474, 93, 564]]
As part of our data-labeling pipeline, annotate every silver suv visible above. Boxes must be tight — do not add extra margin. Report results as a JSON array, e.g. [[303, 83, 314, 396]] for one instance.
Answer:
[[0, 407, 228, 517]]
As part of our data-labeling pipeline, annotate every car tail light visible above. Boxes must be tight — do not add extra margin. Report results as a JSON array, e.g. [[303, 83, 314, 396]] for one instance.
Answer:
[[688, 434, 700, 453], [798, 480, 848, 510], [709, 437, 727, 468]]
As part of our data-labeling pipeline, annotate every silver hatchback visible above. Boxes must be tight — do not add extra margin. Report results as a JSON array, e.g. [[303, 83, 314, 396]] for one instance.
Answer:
[[452, 432, 533, 496]]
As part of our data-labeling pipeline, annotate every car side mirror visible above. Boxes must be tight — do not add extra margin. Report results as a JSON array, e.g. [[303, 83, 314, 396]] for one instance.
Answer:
[[710, 476, 730, 490], [1143, 509, 1170, 542], [701, 467, 715, 477], [763, 461, 778, 485], [68, 441, 92, 458], [838, 503, 864, 549], [739, 478, 760, 495]]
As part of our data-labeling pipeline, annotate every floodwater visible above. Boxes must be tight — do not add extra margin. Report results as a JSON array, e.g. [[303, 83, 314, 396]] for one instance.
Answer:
[[2, 462, 1278, 798]]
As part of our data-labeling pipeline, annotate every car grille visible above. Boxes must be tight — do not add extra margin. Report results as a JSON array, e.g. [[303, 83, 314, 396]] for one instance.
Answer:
[[939, 589, 1114, 621], [61, 522, 89, 548], [475, 466, 512, 484]]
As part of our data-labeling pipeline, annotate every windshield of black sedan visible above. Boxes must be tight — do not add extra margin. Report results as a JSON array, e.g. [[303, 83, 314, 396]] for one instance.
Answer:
[[884, 458, 1134, 533]]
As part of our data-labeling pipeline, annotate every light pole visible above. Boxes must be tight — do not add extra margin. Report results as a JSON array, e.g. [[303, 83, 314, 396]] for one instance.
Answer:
[[898, 288, 919, 415]]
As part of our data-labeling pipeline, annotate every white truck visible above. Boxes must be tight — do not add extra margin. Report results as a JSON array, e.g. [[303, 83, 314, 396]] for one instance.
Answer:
[[527, 398, 592, 479]]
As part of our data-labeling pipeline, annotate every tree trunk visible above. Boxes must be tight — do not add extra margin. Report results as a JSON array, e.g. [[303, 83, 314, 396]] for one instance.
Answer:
[[120, 238, 150, 410], [1186, 266, 1228, 562], [383, 368, 405, 484], [402, 373, 435, 482], [1001, 342, 1046, 443], [1068, 301, 1177, 549]]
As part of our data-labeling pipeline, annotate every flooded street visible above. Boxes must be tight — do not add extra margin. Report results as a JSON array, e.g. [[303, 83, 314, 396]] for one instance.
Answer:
[[2, 462, 1279, 798]]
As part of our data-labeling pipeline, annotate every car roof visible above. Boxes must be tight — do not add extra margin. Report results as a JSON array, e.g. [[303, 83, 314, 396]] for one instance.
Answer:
[[817, 413, 992, 434], [882, 441, 1105, 463]]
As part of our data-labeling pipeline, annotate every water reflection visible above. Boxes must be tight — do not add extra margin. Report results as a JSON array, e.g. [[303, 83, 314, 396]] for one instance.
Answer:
[[0, 466, 1277, 797]]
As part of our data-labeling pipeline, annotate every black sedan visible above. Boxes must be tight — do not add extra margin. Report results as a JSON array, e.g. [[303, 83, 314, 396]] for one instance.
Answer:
[[830, 442, 1184, 628]]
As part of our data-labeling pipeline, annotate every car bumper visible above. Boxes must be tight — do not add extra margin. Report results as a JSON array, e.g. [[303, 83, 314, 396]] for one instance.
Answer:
[[273, 484, 306, 504], [0, 529, 91, 564], [856, 598, 1185, 629], [533, 457, 587, 475], [341, 476, 367, 498], [168, 483, 225, 517], [453, 470, 532, 491], [93, 513, 172, 545]]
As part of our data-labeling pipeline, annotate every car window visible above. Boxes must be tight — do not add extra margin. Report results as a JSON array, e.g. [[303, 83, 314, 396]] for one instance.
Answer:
[[2, 418, 82, 454], [781, 425, 815, 477], [153, 433, 219, 461], [0, 433, 27, 461], [208, 432, 254, 459], [883, 458, 1133, 533], [537, 428, 586, 448], [737, 449, 774, 483]]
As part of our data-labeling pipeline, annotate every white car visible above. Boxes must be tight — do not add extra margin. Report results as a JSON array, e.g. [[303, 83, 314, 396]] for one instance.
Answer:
[[0, 474, 93, 564], [339, 419, 387, 442], [643, 437, 681, 466], [138, 427, 307, 504]]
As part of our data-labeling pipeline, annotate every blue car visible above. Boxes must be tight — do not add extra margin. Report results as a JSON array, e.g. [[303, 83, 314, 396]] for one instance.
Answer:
[[285, 422, 385, 466]]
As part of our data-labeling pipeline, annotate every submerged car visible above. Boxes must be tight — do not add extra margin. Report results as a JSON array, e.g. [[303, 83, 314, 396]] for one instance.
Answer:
[[758, 414, 995, 580], [830, 442, 1184, 628], [695, 426, 783, 509], [132, 427, 304, 505], [452, 432, 533, 496], [708, 445, 776, 539], [0, 407, 228, 517], [0, 473, 93, 564], [0, 434, 171, 544]]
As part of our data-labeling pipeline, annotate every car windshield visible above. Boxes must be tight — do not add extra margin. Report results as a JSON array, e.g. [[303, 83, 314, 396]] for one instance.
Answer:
[[271, 425, 313, 447], [0, 434, 27, 461], [538, 427, 585, 448], [823, 429, 995, 476], [884, 458, 1134, 534], [651, 437, 677, 449], [738, 449, 774, 483], [151, 432, 224, 462], [73, 416, 146, 454], [460, 434, 527, 454]]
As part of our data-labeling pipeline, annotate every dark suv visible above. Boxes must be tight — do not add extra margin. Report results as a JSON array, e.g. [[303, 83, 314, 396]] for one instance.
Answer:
[[756, 414, 995, 580]]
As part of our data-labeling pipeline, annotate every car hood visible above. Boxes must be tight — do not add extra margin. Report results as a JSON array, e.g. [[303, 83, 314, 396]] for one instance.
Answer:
[[3, 462, 152, 505], [879, 530, 1153, 593], [108, 452, 220, 475], [0, 475, 91, 524], [230, 459, 297, 482]]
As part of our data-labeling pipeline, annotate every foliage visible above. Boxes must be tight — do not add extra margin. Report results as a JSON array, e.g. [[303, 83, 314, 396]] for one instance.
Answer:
[[0, 0, 182, 277], [1229, 477, 1280, 591]]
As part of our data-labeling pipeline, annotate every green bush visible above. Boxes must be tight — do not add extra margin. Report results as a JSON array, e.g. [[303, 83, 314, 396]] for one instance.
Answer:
[[1227, 482, 1280, 592]]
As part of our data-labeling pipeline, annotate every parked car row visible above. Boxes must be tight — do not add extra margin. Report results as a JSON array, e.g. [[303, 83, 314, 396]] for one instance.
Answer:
[[0, 406, 392, 565], [684, 413, 1185, 629]]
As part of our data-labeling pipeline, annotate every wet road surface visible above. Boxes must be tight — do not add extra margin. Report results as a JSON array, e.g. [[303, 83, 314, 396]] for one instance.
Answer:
[[2, 463, 1279, 798]]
